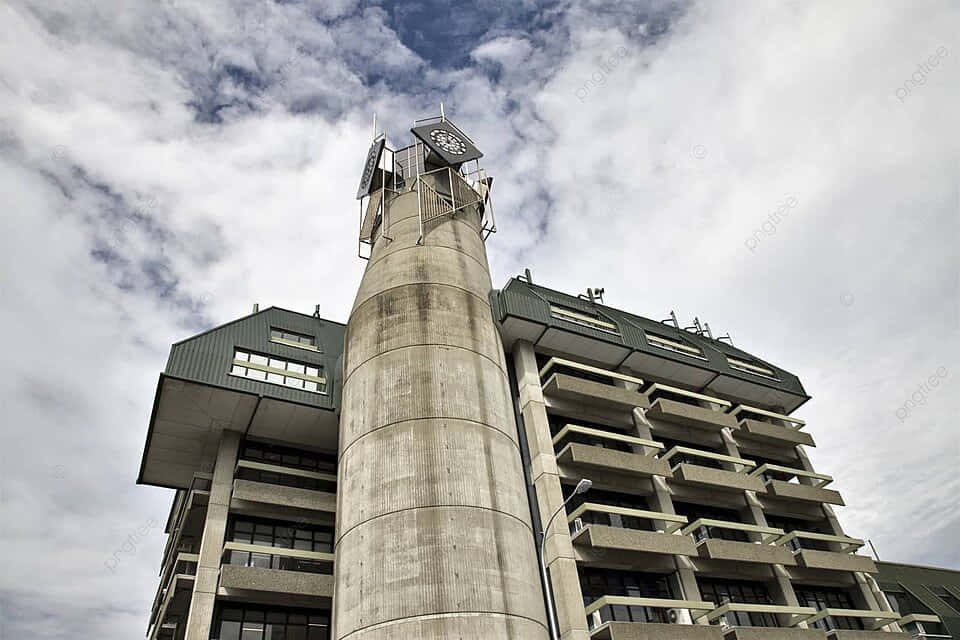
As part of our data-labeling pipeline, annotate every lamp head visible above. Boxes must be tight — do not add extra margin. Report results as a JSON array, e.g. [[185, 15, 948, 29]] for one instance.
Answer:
[[574, 479, 592, 495]]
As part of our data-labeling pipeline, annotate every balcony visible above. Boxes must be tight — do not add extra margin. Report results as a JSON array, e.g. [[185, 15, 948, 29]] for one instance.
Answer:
[[750, 465, 844, 506], [722, 628, 827, 640], [553, 425, 671, 478], [231, 460, 337, 514], [540, 358, 649, 413], [662, 447, 766, 493], [220, 542, 335, 600], [696, 603, 817, 628], [730, 404, 812, 446], [585, 595, 716, 632], [644, 385, 736, 432], [803, 608, 901, 632], [776, 532, 877, 573], [590, 622, 723, 639], [897, 613, 951, 639], [568, 503, 697, 559], [670, 519, 795, 566], [147, 553, 197, 640]]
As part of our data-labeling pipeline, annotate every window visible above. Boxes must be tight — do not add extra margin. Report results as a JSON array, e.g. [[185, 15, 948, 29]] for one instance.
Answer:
[[240, 441, 337, 473], [656, 438, 724, 470], [231, 350, 325, 394], [213, 605, 330, 640], [727, 356, 780, 381], [698, 578, 777, 627], [229, 517, 334, 553], [550, 304, 620, 335], [568, 489, 651, 532], [764, 514, 829, 551], [645, 332, 705, 359], [794, 585, 863, 630], [270, 328, 318, 349], [673, 502, 748, 542], [580, 568, 674, 624]]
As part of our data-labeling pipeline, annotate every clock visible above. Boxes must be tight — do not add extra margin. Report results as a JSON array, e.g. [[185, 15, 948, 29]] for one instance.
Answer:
[[356, 138, 385, 200], [429, 129, 467, 155], [411, 119, 483, 167]]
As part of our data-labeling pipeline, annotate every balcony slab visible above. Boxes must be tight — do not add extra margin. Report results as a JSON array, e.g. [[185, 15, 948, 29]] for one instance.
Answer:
[[219, 565, 333, 599], [766, 480, 844, 506], [723, 629, 826, 640], [591, 622, 723, 640], [795, 549, 877, 573], [673, 464, 766, 493], [698, 539, 796, 566], [557, 443, 672, 478], [737, 419, 815, 447], [544, 373, 650, 412], [826, 632, 910, 640], [574, 524, 698, 557], [231, 479, 336, 513], [647, 398, 737, 432]]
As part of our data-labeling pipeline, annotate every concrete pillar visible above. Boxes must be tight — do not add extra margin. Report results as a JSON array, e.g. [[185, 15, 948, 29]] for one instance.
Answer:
[[333, 186, 548, 640], [183, 430, 240, 640], [515, 340, 590, 640]]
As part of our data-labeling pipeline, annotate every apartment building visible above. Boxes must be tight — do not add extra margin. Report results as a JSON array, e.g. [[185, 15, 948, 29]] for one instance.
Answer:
[[136, 115, 954, 640]]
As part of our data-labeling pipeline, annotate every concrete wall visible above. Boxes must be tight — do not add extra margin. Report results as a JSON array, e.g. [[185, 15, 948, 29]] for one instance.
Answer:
[[333, 187, 548, 639]]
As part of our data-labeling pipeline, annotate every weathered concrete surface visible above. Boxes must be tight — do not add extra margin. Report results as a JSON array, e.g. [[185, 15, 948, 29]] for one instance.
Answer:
[[697, 538, 796, 565], [766, 480, 845, 506], [572, 524, 698, 557], [736, 418, 815, 447], [543, 373, 650, 412], [557, 442, 672, 477], [334, 188, 548, 639], [827, 631, 910, 639], [722, 629, 826, 640], [673, 463, 767, 493], [594, 622, 723, 639], [646, 398, 738, 431], [231, 479, 336, 513], [796, 549, 877, 573], [219, 565, 334, 598]]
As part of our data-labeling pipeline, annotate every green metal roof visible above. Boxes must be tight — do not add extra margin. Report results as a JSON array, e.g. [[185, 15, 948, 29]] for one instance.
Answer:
[[492, 278, 808, 406], [877, 561, 960, 635], [165, 306, 345, 410]]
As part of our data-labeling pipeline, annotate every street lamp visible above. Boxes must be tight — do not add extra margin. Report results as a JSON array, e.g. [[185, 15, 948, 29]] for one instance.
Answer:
[[539, 478, 592, 640]]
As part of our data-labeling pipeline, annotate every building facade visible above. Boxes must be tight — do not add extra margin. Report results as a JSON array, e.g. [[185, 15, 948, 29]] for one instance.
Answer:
[[137, 117, 955, 640]]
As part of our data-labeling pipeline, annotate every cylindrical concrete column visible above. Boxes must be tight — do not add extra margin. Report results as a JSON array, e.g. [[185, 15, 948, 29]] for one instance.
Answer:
[[333, 185, 549, 640]]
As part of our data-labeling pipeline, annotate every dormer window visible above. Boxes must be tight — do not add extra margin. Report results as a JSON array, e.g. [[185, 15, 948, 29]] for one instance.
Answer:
[[645, 332, 705, 359], [550, 304, 619, 335], [270, 328, 318, 351], [231, 350, 326, 394], [727, 356, 779, 381]]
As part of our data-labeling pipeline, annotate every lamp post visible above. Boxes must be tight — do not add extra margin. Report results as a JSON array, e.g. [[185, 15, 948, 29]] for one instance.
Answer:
[[539, 478, 592, 640]]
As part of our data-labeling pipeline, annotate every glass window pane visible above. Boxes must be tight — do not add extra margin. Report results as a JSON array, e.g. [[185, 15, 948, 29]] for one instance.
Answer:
[[232, 365, 247, 375], [222, 608, 244, 621], [241, 622, 264, 640], [269, 358, 285, 369], [304, 381, 318, 392], [306, 367, 319, 377], [271, 329, 282, 339], [219, 620, 242, 640], [250, 354, 268, 366], [285, 377, 304, 389], [288, 362, 305, 375], [235, 351, 249, 361], [247, 369, 267, 381], [267, 372, 284, 384]]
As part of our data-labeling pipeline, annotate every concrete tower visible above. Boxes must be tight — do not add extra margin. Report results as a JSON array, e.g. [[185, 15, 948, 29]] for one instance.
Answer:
[[333, 117, 549, 639]]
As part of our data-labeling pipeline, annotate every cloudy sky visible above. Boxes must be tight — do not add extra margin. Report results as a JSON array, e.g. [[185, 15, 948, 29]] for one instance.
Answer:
[[1, 0, 958, 637]]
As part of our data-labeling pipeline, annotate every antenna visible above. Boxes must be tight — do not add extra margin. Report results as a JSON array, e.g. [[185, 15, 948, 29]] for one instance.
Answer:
[[524, 268, 533, 284], [717, 333, 734, 346], [867, 539, 880, 561], [593, 287, 605, 303], [314, 304, 320, 318], [661, 311, 679, 329], [703, 322, 714, 340], [372, 112, 377, 138], [440, 102, 445, 121]]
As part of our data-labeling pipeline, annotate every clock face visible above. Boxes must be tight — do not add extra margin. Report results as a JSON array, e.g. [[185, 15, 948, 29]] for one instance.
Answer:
[[429, 129, 467, 155]]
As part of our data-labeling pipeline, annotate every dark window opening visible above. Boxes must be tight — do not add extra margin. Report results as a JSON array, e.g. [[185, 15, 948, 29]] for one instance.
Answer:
[[271, 328, 317, 347], [794, 585, 863, 630], [673, 502, 748, 542], [698, 578, 777, 627], [212, 604, 330, 640], [568, 489, 652, 532], [580, 568, 674, 624]]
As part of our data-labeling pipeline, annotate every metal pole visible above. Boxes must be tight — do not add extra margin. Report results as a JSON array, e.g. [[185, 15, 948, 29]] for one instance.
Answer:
[[539, 484, 587, 640]]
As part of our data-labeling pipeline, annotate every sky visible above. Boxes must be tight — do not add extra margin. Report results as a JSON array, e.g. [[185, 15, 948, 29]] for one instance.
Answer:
[[0, 0, 958, 637]]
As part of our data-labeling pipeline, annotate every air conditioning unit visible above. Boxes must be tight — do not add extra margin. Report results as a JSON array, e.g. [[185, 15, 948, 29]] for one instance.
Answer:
[[667, 608, 692, 625]]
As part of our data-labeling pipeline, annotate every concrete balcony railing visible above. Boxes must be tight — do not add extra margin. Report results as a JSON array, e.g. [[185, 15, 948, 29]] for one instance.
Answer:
[[589, 621, 723, 639], [568, 503, 697, 558], [585, 595, 715, 631], [802, 608, 901, 631], [662, 446, 766, 493], [730, 404, 812, 447], [220, 542, 335, 599], [231, 461, 337, 514], [776, 532, 877, 573], [553, 425, 671, 478], [539, 358, 649, 412], [722, 628, 827, 640], [696, 603, 818, 628], [750, 465, 844, 506], [668, 518, 795, 565], [897, 613, 950, 639], [644, 385, 736, 432]]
